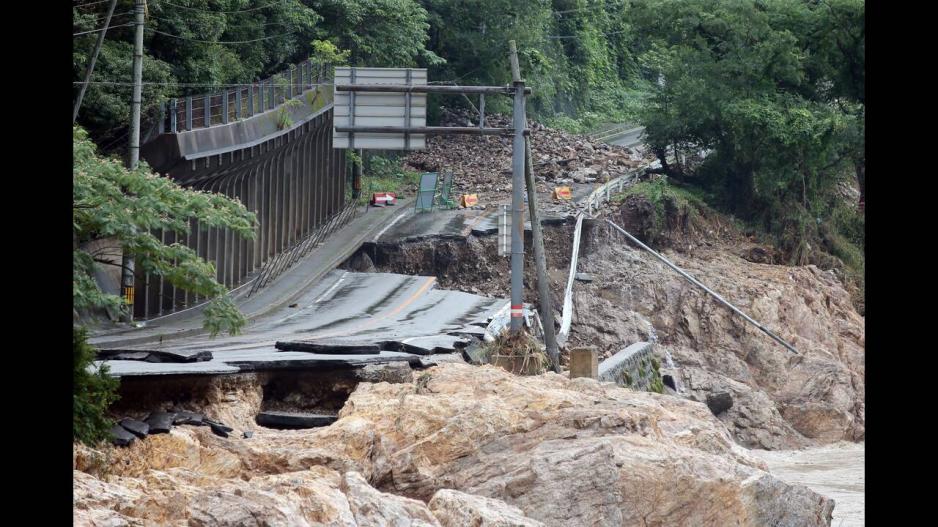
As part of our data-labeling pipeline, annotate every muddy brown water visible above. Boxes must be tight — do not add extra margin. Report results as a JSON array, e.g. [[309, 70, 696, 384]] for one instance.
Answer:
[[752, 442, 864, 526]]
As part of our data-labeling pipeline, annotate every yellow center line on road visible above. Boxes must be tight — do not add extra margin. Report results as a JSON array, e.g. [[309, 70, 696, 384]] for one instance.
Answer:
[[304, 276, 437, 341]]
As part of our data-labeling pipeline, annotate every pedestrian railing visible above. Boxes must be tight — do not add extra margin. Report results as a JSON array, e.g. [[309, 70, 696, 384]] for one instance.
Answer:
[[155, 60, 333, 134]]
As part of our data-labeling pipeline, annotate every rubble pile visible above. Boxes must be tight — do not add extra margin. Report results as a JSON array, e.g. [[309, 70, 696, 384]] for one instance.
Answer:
[[403, 108, 655, 204]]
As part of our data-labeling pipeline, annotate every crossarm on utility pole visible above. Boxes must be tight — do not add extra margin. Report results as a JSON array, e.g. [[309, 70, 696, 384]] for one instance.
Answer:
[[604, 219, 800, 355]]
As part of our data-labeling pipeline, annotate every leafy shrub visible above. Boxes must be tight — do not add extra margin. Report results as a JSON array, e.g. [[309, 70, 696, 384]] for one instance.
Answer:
[[73, 327, 119, 445]]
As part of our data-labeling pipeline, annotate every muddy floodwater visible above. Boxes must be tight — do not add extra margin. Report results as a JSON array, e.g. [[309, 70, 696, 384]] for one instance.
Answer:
[[752, 442, 864, 526]]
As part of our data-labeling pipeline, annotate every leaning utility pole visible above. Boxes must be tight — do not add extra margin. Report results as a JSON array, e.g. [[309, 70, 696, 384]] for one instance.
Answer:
[[121, 0, 145, 322], [508, 40, 526, 332], [524, 137, 561, 372], [73, 0, 118, 124]]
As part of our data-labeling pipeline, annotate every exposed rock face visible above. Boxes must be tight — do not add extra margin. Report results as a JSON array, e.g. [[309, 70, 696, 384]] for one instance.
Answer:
[[75, 364, 834, 526], [568, 207, 865, 449], [429, 489, 544, 527]]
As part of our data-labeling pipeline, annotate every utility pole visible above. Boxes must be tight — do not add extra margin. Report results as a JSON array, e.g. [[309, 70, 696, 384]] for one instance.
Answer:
[[524, 137, 561, 372], [73, 0, 118, 124], [121, 0, 145, 322], [508, 40, 526, 332]]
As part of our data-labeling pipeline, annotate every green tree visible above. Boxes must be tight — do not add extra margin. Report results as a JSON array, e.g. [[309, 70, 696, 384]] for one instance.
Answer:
[[73, 125, 257, 335], [310, 0, 442, 67], [74, 326, 120, 445], [631, 0, 864, 260]]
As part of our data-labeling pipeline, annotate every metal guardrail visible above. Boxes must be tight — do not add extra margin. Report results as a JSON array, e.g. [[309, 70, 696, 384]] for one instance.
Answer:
[[156, 60, 333, 134], [557, 154, 673, 343], [247, 200, 360, 297]]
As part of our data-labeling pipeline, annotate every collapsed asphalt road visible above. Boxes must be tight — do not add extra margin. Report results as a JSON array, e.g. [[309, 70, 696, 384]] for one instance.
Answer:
[[97, 270, 507, 377]]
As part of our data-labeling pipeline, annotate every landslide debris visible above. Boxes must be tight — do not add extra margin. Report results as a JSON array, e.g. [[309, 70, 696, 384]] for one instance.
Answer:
[[402, 108, 654, 206], [74, 363, 834, 526]]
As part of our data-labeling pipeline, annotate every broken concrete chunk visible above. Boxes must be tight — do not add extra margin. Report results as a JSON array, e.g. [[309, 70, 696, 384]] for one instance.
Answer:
[[706, 392, 734, 416], [209, 423, 230, 438], [145, 412, 177, 434], [203, 418, 233, 433], [255, 411, 337, 429], [118, 418, 149, 439], [172, 411, 204, 426], [109, 425, 136, 447]]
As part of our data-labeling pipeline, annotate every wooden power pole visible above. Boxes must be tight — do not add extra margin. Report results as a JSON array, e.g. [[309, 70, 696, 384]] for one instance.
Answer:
[[525, 137, 561, 372]]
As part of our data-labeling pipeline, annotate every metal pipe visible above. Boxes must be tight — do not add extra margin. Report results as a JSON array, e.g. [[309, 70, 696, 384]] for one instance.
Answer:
[[335, 126, 514, 136], [334, 84, 531, 95], [604, 219, 800, 355]]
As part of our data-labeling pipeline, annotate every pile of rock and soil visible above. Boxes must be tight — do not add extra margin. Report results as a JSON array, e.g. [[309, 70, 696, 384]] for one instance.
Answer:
[[402, 108, 655, 205], [74, 363, 834, 526]]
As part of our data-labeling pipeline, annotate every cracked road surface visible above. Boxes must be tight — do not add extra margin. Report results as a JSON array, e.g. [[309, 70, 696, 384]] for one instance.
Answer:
[[99, 270, 506, 377]]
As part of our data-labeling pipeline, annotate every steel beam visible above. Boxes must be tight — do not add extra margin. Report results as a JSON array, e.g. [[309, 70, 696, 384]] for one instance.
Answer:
[[334, 84, 531, 95]]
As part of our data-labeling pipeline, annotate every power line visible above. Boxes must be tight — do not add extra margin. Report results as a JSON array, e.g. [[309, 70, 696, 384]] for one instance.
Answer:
[[156, 0, 286, 14], [145, 27, 294, 44], [553, 2, 624, 16], [148, 14, 295, 30], [76, 10, 135, 22], [75, 0, 116, 9], [74, 80, 333, 88], [546, 28, 628, 40], [74, 22, 135, 36]]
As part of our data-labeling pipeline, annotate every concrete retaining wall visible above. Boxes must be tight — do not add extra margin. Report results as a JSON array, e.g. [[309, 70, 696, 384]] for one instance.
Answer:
[[598, 342, 662, 392]]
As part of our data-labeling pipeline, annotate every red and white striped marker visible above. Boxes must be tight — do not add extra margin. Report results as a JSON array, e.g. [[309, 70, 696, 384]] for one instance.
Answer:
[[371, 192, 397, 206], [510, 304, 524, 318]]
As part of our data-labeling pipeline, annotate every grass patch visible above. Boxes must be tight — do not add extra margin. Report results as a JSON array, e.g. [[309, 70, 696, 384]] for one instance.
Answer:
[[354, 155, 421, 205], [610, 177, 714, 241]]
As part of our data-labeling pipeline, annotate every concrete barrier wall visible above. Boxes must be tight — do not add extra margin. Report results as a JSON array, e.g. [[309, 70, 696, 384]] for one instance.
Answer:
[[598, 342, 663, 392]]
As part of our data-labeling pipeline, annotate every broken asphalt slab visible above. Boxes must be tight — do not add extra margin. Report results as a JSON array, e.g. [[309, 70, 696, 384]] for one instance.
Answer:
[[96, 348, 213, 363], [110, 425, 136, 447], [274, 339, 383, 355], [119, 418, 149, 439], [145, 412, 176, 434], [255, 411, 337, 429]]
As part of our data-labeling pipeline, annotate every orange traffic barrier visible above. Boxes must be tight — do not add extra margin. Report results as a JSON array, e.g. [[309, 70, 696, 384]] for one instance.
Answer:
[[461, 194, 479, 207], [553, 186, 572, 200]]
